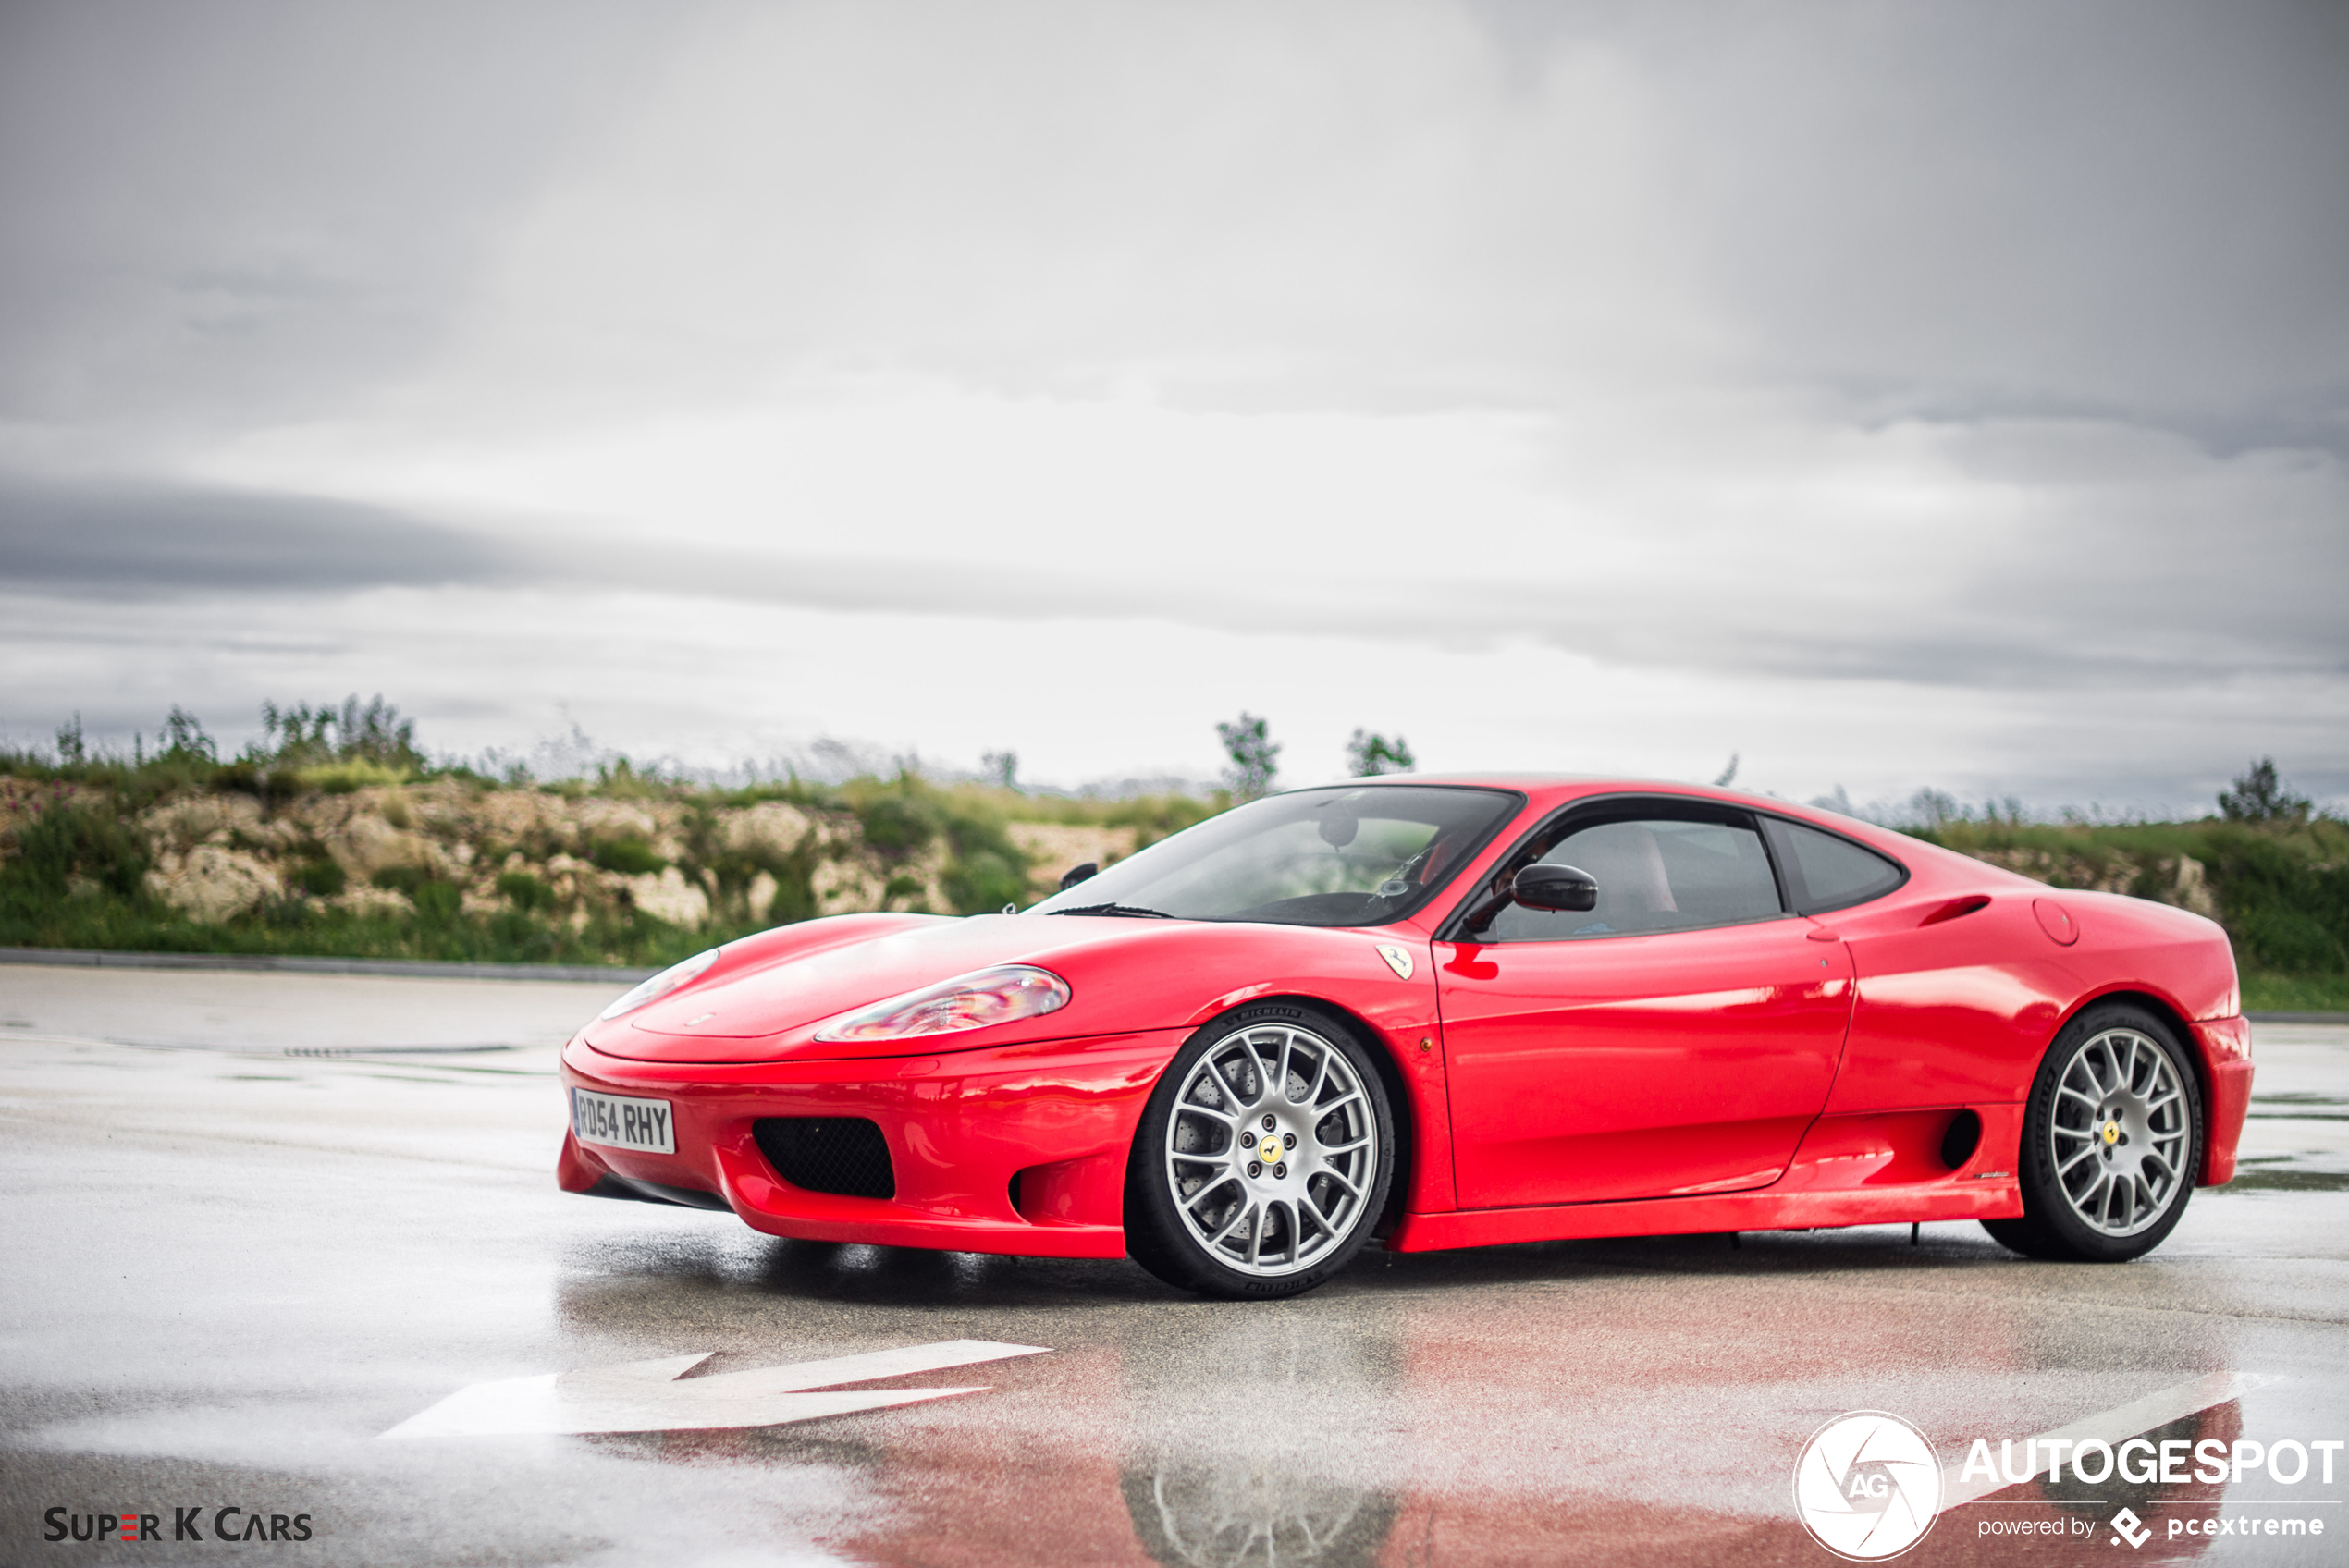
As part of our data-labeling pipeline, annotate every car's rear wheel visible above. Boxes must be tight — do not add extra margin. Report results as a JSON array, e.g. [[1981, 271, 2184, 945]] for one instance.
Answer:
[[1125, 1000, 1395, 1299], [1983, 1002, 2202, 1262]]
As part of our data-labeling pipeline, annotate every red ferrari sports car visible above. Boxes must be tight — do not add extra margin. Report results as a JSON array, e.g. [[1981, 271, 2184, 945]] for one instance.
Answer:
[[557, 778, 2252, 1298]]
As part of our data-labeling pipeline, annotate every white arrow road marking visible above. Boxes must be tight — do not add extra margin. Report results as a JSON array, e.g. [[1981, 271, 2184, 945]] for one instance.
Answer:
[[382, 1338, 1051, 1439], [1938, 1369, 2282, 1510]]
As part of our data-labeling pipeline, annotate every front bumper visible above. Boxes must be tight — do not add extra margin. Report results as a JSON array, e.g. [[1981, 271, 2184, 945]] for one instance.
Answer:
[[558, 1028, 1183, 1257]]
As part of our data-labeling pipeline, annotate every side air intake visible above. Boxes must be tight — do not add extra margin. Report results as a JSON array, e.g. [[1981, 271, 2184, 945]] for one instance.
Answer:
[[753, 1117, 896, 1200]]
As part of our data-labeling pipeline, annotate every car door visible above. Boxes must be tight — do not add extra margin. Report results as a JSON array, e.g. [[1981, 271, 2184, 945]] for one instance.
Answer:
[[1436, 802, 1856, 1208]]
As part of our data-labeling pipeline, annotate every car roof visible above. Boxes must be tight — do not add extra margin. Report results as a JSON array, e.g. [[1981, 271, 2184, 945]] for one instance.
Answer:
[[1289, 774, 1951, 869], [1296, 773, 1844, 815]]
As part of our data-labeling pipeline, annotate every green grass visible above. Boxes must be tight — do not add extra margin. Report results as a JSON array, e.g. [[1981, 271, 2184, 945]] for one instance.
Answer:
[[2242, 974, 2349, 1014], [1912, 816, 2349, 979], [0, 888, 739, 970]]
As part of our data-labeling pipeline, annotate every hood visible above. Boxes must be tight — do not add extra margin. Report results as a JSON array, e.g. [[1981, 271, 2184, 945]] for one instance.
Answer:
[[593, 913, 1170, 1063], [581, 910, 1435, 1064]]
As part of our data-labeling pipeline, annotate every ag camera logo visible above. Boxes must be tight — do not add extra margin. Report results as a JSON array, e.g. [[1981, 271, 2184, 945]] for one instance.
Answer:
[[1793, 1411, 1943, 1561]]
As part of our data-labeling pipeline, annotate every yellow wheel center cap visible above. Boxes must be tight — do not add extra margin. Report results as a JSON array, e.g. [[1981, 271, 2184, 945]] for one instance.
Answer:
[[2102, 1121, 2121, 1145]]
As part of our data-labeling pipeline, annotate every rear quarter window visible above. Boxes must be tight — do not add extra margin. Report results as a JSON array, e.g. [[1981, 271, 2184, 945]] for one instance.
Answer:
[[1767, 819, 1908, 913]]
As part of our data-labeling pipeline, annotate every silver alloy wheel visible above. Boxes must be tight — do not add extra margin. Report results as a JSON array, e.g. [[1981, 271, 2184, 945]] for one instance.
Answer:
[[1162, 1022, 1379, 1276], [2049, 1026, 2190, 1237]]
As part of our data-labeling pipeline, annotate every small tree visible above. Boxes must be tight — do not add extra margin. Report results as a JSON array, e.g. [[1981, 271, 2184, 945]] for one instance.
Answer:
[[1346, 729, 1415, 777], [336, 694, 423, 771], [253, 694, 424, 773], [1216, 713, 1281, 802], [981, 750, 1019, 791], [157, 706, 217, 764], [2219, 758, 2312, 823]]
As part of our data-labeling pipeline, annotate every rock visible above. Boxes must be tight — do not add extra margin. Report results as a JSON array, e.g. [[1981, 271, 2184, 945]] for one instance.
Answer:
[[812, 858, 888, 916], [746, 871, 780, 922], [1007, 822, 1140, 898], [144, 845, 281, 923], [469, 790, 570, 845], [626, 866, 709, 928], [721, 802, 816, 859], [329, 885, 416, 918], [2165, 855, 2220, 919], [140, 793, 264, 851], [323, 813, 444, 878], [576, 798, 660, 844]]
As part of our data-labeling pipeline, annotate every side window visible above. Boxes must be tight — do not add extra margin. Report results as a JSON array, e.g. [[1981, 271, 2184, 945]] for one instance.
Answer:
[[1485, 815, 1785, 941], [1766, 819, 1907, 913]]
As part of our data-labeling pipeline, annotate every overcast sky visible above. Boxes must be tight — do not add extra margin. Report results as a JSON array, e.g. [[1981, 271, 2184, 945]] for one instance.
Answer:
[[2, 0, 2343, 810]]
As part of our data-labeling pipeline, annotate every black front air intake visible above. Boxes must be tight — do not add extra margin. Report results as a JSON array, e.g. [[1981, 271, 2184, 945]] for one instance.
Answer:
[[753, 1117, 896, 1200]]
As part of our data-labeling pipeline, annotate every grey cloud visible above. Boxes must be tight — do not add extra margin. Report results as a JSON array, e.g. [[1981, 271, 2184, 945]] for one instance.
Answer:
[[0, 476, 515, 594], [559, 537, 2349, 692], [6, 1, 2340, 443], [12, 469, 2333, 692], [1656, 0, 2349, 436], [0, 0, 681, 435]]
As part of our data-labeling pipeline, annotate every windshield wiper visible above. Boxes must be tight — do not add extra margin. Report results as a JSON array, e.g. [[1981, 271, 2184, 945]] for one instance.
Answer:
[[1046, 902, 1182, 919]]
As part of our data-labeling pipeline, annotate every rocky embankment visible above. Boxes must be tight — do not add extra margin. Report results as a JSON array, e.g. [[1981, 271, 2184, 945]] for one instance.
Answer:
[[1962, 845, 2220, 919], [0, 778, 1138, 934]]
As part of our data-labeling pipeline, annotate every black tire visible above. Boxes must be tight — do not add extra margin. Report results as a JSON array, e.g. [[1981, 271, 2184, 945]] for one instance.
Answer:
[[1983, 1002, 2203, 1262], [1125, 999, 1396, 1299]]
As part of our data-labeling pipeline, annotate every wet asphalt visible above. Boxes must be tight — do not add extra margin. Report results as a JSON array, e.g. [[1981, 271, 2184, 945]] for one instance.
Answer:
[[2, 962, 2344, 1567]]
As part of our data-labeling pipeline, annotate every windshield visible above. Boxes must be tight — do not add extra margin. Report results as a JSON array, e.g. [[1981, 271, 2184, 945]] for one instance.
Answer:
[[1025, 785, 1522, 927]]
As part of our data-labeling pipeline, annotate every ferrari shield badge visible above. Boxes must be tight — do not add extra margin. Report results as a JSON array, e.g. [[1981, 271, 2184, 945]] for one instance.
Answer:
[[1375, 945, 1413, 980]]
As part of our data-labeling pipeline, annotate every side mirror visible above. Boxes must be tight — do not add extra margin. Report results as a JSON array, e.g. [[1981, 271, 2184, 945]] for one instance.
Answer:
[[1059, 862, 1099, 891], [1513, 863, 1597, 913]]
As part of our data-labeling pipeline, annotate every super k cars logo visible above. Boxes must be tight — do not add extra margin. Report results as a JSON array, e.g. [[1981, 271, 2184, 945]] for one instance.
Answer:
[[1793, 1411, 1944, 1561], [42, 1505, 312, 1544]]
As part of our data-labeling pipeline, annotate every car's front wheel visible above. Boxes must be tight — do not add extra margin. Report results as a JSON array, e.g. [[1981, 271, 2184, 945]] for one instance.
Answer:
[[1125, 1001, 1395, 1299], [1983, 1002, 2203, 1262]]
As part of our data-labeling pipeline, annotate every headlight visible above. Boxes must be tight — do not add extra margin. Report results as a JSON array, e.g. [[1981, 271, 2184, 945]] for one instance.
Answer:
[[814, 964, 1070, 1042], [600, 947, 721, 1020]]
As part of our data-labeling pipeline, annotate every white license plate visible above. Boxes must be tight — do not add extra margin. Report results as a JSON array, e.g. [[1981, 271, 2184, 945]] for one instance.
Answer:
[[571, 1088, 675, 1154]]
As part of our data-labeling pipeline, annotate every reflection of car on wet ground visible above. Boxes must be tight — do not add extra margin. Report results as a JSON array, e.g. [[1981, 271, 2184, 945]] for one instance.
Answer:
[[557, 777, 2253, 1297]]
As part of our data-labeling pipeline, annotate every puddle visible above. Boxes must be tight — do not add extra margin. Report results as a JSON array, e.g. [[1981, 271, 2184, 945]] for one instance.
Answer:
[[1123, 1460, 1396, 1568], [2221, 1168, 2349, 1193], [282, 1044, 521, 1058]]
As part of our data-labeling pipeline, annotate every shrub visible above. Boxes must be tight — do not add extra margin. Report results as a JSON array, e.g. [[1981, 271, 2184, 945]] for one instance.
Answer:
[[5, 802, 149, 899], [302, 760, 412, 794], [943, 849, 1027, 914], [858, 791, 942, 859], [412, 882, 461, 924], [495, 870, 552, 912], [590, 839, 666, 876]]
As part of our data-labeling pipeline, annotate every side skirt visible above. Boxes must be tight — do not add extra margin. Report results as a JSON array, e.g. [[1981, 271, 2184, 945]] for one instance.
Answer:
[[1388, 1180, 2024, 1251], [1390, 1102, 2028, 1252]]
